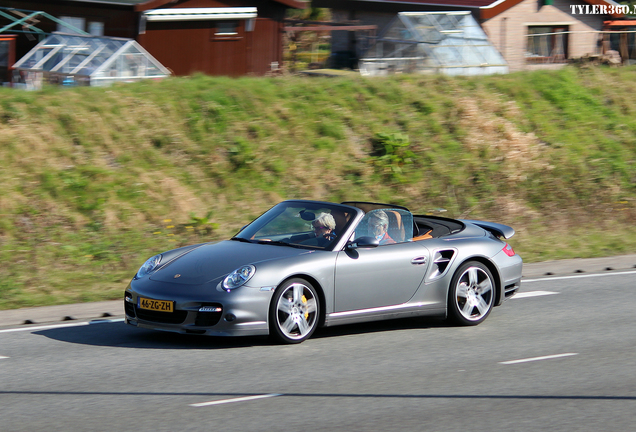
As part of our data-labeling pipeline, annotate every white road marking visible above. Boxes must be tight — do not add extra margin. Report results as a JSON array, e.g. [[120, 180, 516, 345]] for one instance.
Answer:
[[523, 270, 636, 283], [190, 393, 282, 407], [0, 318, 123, 334], [92, 318, 125, 324], [0, 322, 90, 334], [0, 355, 8, 359], [499, 353, 578, 365], [511, 291, 559, 299]]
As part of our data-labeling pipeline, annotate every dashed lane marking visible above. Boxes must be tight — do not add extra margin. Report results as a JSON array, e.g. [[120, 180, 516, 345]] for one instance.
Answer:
[[499, 353, 578, 365], [511, 291, 559, 299], [190, 394, 282, 407]]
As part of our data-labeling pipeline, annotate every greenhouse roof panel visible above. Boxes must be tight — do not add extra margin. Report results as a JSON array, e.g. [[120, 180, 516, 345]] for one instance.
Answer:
[[14, 33, 129, 73], [360, 11, 508, 76], [13, 32, 170, 84]]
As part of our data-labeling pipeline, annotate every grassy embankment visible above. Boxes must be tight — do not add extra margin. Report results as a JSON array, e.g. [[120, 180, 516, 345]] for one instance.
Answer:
[[0, 66, 635, 310]]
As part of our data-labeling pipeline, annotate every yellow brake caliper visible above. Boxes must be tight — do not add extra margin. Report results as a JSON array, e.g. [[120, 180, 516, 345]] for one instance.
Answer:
[[301, 295, 309, 319]]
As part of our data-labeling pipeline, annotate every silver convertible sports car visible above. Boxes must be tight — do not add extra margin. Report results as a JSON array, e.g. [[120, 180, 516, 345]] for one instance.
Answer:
[[125, 200, 522, 344]]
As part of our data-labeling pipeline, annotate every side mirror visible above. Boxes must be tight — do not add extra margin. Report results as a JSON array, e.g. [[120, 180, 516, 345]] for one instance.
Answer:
[[347, 236, 380, 249]]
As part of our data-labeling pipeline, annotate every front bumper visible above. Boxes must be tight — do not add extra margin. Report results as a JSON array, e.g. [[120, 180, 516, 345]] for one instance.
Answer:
[[124, 280, 272, 337]]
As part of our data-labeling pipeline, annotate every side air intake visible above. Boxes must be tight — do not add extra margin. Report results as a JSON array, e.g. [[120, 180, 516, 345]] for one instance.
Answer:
[[429, 249, 456, 280]]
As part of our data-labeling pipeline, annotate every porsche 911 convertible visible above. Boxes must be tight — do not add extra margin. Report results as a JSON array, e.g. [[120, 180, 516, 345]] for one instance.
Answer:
[[125, 200, 522, 343]]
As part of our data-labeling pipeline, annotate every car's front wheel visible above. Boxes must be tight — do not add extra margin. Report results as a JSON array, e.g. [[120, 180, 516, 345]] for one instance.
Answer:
[[269, 278, 320, 344], [448, 261, 494, 326]]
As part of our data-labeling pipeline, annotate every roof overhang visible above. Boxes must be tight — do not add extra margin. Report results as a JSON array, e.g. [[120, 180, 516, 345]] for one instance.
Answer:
[[480, 0, 623, 20], [135, 0, 306, 12], [273, 0, 308, 8], [64, 0, 147, 5], [322, 0, 623, 20], [143, 7, 257, 22]]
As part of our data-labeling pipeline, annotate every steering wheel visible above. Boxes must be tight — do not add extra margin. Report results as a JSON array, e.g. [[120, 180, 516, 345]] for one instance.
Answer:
[[323, 232, 337, 241]]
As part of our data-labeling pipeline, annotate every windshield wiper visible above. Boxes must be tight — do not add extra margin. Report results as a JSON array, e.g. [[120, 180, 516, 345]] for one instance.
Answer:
[[230, 237, 253, 243], [231, 237, 309, 249], [256, 240, 305, 248]]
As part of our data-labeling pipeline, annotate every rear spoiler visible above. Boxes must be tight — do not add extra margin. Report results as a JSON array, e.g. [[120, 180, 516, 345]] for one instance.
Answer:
[[461, 220, 515, 239]]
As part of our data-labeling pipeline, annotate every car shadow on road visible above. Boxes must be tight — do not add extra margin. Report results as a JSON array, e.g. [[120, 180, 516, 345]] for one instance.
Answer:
[[33, 321, 268, 349], [313, 316, 450, 339], [33, 316, 450, 349]]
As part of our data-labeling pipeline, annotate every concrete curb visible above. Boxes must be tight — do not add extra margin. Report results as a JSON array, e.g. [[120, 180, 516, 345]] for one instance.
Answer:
[[521, 254, 636, 278], [1, 254, 635, 328], [0, 300, 123, 328]]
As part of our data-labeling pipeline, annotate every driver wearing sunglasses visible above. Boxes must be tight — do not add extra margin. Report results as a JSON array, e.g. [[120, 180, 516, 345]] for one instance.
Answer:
[[312, 213, 336, 240]]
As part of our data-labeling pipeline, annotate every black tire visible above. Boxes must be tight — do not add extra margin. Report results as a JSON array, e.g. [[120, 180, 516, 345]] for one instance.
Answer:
[[447, 261, 495, 326], [269, 278, 320, 344]]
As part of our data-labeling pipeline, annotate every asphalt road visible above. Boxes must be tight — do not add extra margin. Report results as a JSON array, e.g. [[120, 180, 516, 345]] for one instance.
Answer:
[[1, 268, 635, 431]]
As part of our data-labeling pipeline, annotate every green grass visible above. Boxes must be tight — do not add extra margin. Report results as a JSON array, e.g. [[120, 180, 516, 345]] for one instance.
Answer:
[[0, 66, 635, 309]]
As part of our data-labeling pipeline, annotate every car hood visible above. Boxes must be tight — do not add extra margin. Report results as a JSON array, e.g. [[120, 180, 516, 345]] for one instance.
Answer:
[[149, 240, 312, 285]]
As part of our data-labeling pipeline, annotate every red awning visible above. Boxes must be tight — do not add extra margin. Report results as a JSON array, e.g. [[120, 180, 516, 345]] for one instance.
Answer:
[[604, 20, 636, 26]]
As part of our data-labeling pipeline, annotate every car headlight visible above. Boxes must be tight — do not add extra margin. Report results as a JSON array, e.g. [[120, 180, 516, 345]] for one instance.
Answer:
[[223, 265, 255, 290], [136, 254, 162, 279]]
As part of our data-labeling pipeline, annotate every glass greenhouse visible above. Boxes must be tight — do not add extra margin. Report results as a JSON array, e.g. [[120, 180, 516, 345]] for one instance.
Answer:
[[359, 12, 508, 76], [12, 32, 171, 88]]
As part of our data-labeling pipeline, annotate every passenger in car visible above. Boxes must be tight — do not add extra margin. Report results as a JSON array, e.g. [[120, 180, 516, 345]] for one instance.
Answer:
[[368, 210, 396, 245]]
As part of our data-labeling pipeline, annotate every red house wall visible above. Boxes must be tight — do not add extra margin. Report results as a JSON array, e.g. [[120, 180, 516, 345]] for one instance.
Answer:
[[137, 0, 288, 76]]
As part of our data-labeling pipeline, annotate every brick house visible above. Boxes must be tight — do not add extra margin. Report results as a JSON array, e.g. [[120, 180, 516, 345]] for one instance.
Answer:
[[314, 0, 623, 71]]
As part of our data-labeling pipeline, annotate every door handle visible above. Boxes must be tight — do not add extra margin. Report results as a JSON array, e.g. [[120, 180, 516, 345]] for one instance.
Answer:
[[411, 256, 428, 265]]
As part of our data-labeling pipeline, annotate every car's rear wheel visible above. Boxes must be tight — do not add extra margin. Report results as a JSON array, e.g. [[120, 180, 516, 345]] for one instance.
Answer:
[[448, 261, 494, 326], [269, 278, 320, 344]]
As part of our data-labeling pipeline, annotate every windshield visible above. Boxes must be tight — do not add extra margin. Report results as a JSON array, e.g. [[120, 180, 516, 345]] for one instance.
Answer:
[[234, 201, 357, 250]]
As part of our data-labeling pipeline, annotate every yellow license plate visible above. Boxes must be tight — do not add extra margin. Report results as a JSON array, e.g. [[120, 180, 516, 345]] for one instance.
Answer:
[[138, 297, 174, 312]]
